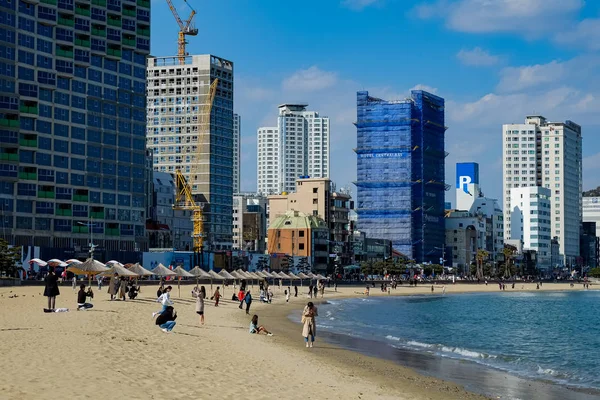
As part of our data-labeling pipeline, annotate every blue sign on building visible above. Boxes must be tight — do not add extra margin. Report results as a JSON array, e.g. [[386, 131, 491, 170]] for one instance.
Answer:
[[456, 163, 479, 193]]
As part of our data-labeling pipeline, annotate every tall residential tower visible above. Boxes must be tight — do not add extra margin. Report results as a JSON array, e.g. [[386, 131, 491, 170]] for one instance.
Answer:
[[355, 90, 447, 263], [257, 104, 329, 195], [146, 55, 234, 250], [233, 113, 240, 193], [0, 0, 151, 259], [502, 116, 582, 266]]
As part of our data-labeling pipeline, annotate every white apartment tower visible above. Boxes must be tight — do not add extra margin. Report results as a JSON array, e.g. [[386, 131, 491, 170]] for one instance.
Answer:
[[146, 55, 235, 250], [257, 104, 330, 195], [233, 114, 241, 194], [502, 116, 582, 266], [509, 186, 552, 269]]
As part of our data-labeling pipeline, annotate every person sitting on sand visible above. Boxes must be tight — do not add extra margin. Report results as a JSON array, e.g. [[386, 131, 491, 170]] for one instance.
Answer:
[[249, 315, 272, 336], [153, 286, 173, 318], [128, 283, 140, 300], [155, 306, 177, 333], [77, 284, 94, 310]]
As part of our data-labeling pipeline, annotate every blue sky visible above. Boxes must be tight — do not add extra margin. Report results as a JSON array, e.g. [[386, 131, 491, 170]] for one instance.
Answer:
[[150, 0, 600, 204]]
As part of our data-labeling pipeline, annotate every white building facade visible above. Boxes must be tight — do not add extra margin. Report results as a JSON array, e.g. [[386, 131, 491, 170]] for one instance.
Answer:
[[257, 104, 330, 195], [502, 116, 582, 266], [583, 197, 600, 238], [146, 55, 234, 250], [509, 186, 552, 269], [233, 114, 241, 194]]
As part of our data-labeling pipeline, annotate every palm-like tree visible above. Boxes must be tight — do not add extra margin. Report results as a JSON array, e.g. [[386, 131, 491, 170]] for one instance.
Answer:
[[476, 249, 489, 280], [502, 245, 516, 278]]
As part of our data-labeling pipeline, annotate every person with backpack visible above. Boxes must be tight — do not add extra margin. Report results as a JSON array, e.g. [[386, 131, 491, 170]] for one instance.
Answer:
[[155, 306, 177, 333], [244, 290, 252, 314]]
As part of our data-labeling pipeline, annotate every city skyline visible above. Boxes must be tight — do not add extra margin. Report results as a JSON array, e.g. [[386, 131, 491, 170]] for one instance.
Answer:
[[148, 0, 600, 203]]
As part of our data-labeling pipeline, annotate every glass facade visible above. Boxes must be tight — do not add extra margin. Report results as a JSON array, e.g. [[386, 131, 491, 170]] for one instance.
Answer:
[[0, 0, 151, 257]]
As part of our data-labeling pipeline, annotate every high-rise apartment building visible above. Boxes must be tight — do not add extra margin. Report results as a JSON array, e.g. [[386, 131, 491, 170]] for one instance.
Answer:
[[0, 0, 151, 259], [146, 55, 234, 251], [583, 196, 600, 239], [257, 104, 329, 195], [509, 186, 552, 269], [502, 116, 582, 266], [355, 90, 446, 263], [233, 113, 240, 193]]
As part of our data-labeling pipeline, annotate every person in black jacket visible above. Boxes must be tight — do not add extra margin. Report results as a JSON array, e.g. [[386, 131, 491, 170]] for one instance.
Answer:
[[43, 267, 60, 312], [77, 284, 94, 310], [155, 306, 177, 333]]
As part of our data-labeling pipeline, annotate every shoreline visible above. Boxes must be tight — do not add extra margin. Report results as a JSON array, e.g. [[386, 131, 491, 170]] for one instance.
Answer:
[[0, 282, 596, 399]]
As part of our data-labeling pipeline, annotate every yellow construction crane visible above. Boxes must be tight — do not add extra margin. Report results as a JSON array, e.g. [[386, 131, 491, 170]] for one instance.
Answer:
[[173, 170, 204, 252], [172, 78, 219, 251], [165, 0, 198, 64]]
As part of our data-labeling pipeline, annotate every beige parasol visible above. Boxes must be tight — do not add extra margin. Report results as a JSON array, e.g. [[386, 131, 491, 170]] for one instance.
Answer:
[[99, 264, 138, 277], [172, 266, 194, 297], [67, 258, 109, 287]]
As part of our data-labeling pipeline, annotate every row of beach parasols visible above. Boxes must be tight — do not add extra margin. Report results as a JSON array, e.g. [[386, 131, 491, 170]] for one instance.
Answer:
[[30, 257, 326, 297]]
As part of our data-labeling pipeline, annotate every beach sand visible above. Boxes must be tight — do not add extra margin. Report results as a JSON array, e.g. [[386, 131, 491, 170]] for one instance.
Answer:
[[0, 281, 588, 400]]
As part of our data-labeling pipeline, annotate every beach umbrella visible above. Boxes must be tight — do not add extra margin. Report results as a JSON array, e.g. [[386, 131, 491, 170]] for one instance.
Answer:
[[106, 260, 124, 268], [99, 264, 138, 278], [151, 263, 177, 277], [67, 258, 109, 287], [66, 259, 82, 265], [218, 270, 236, 296], [207, 270, 223, 292], [173, 266, 194, 297], [30, 258, 47, 267], [287, 272, 301, 286], [315, 274, 327, 280], [189, 266, 210, 289], [48, 259, 68, 267], [296, 272, 310, 286], [128, 263, 153, 276]]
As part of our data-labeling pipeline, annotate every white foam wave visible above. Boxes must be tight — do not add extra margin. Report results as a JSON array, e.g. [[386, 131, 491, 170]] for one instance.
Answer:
[[385, 335, 400, 341], [440, 346, 495, 359], [537, 366, 558, 376], [407, 340, 434, 349]]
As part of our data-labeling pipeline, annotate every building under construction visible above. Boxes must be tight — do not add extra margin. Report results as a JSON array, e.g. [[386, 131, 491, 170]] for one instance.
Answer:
[[355, 90, 447, 263], [146, 55, 234, 251]]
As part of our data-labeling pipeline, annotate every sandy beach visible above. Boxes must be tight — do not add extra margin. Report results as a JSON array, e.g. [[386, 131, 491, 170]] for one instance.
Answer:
[[0, 281, 590, 400]]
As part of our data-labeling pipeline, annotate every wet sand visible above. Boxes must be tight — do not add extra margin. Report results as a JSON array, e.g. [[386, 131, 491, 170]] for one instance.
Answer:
[[0, 281, 592, 399]]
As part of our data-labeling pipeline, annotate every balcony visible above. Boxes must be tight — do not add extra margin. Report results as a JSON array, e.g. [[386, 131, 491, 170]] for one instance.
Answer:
[[92, 27, 106, 37], [38, 190, 55, 199], [58, 16, 75, 27], [137, 0, 149, 7], [19, 104, 38, 115], [72, 226, 89, 233], [41, 0, 57, 4], [137, 27, 149, 37], [56, 47, 74, 58], [0, 118, 18, 128], [106, 47, 121, 58], [18, 172, 37, 180], [56, 208, 72, 216], [91, 0, 106, 5], [106, 228, 120, 236], [107, 16, 121, 27], [75, 38, 91, 47], [75, 6, 90, 16], [73, 194, 89, 202], [122, 36, 135, 47], [0, 152, 18, 161]]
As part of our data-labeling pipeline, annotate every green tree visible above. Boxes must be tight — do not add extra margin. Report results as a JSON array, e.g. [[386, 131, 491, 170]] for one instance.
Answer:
[[589, 268, 600, 278], [476, 249, 489, 280], [502, 245, 516, 278], [0, 240, 20, 277]]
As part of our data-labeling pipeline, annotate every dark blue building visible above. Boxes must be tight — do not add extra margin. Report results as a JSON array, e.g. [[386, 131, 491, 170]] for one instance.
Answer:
[[355, 90, 447, 263]]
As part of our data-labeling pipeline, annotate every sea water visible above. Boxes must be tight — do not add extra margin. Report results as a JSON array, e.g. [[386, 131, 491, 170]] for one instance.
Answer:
[[317, 290, 600, 391]]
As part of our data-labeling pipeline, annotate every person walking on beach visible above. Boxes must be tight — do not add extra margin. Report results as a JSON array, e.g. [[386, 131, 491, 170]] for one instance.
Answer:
[[213, 287, 221, 307], [285, 289, 290, 303], [308, 284, 313, 299], [302, 302, 318, 348], [244, 290, 253, 314], [294, 285, 298, 297], [97, 275, 103, 291], [153, 286, 174, 318], [108, 273, 119, 301], [155, 305, 177, 333], [72, 275, 77, 290], [43, 266, 60, 312], [119, 277, 127, 301], [194, 286, 205, 325], [313, 286, 318, 299]]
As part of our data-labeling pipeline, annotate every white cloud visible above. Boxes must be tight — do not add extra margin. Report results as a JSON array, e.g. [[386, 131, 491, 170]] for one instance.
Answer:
[[497, 61, 565, 92], [555, 19, 600, 51], [457, 47, 500, 67], [341, 0, 382, 11], [414, 0, 583, 36], [282, 66, 338, 93]]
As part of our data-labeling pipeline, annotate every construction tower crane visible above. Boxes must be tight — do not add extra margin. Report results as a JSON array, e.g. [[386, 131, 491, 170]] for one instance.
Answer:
[[166, 0, 198, 64], [173, 170, 204, 252], [172, 78, 219, 252]]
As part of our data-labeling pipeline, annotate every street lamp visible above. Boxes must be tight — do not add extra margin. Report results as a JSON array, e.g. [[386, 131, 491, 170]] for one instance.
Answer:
[[77, 220, 97, 260]]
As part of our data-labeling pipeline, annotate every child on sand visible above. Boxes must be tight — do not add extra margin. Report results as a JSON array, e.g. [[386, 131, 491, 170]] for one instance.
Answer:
[[194, 286, 205, 325], [213, 287, 221, 306]]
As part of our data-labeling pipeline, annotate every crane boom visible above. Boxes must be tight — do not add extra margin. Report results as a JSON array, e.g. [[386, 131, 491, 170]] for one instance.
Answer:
[[165, 0, 199, 64], [173, 170, 204, 252]]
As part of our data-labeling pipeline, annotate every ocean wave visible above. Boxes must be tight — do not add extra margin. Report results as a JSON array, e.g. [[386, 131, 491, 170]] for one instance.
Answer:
[[385, 335, 400, 341], [406, 340, 434, 349], [537, 366, 558, 376]]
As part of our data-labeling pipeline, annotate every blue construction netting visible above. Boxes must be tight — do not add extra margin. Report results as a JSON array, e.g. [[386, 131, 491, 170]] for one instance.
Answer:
[[355, 90, 446, 263]]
